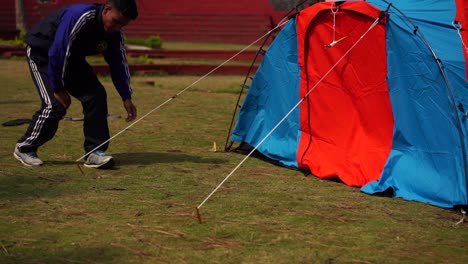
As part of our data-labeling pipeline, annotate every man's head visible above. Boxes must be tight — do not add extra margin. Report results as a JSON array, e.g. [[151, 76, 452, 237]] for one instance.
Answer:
[[102, 0, 138, 33]]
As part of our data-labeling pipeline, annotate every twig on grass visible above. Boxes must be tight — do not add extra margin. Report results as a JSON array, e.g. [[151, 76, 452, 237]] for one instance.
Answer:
[[0, 240, 9, 255], [153, 229, 186, 238], [56, 257, 85, 264], [110, 242, 153, 258], [103, 187, 128, 191], [38, 176, 65, 183]]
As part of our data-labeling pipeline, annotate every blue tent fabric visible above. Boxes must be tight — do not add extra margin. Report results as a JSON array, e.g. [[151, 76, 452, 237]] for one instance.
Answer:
[[231, 19, 301, 168], [362, 0, 468, 207], [231, 0, 467, 208]]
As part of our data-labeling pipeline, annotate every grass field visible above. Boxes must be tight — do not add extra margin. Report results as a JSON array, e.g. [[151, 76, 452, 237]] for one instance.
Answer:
[[160, 41, 265, 51], [0, 59, 467, 263]]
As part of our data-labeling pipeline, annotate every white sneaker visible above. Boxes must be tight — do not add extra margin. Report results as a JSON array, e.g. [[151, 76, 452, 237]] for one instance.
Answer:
[[14, 147, 44, 166], [84, 150, 115, 169]]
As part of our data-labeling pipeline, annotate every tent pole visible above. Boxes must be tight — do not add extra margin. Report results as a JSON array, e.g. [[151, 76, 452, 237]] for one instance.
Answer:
[[381, 0, 468, 206], [224, 0, 314, 152]]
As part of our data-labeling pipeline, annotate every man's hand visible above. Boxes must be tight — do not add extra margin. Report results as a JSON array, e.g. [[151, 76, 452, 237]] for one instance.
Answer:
[[123, 98, 137, 122], [54, 90, 71, 109]]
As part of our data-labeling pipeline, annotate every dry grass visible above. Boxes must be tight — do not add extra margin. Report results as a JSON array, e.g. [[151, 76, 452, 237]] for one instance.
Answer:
[[0, 59, 466, 263]]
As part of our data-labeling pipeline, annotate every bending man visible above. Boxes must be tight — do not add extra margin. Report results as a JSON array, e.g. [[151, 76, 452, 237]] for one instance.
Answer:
[[14, 0, 138, 169]]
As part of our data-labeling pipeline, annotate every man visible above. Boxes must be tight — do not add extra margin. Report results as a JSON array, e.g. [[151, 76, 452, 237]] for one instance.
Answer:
[[14, 0, 138, 169]]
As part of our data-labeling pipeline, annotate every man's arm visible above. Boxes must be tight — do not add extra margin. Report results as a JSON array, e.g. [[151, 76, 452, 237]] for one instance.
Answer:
[[123, 98, 137, 122], [103, 31, 133, 100], [104, 32, 137, 121]]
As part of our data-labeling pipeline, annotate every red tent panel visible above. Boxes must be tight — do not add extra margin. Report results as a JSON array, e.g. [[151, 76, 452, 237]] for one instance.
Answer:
[[296, 2, 394, 187]]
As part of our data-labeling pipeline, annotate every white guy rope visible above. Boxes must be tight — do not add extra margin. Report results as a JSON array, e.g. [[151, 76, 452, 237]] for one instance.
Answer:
[[453, 21, 468, 56], [453, 208, 466, 227], [331, 2, 339, 44], [75, 19, 290, 163], [197, 15, 382, 210]]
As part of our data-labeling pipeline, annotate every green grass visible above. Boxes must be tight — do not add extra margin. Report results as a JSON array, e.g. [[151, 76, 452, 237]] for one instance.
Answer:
[[85, 56, 258, 66], [161, 41, 265, 51], [0, 59, 467, 263]]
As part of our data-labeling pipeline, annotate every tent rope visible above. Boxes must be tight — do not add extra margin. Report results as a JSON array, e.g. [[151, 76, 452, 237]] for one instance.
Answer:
[[74, 19, 291, 164], [196, 14, 384, 216], [331, 2, 339, 44], [224, 0, 312, 152], [223, 21, 283, 152], [325, 2, 348, 48], [453, 208, 466, 227], [453, 21, 468, 56], [380, 0, 468, 203]]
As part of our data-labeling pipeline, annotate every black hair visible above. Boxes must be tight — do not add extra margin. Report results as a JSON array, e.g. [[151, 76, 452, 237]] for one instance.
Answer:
[[107, 0, 138, 20]]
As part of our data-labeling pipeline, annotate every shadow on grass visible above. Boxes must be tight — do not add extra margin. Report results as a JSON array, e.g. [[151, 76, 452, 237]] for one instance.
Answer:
[[0, 171, 69, 201], [42, 152, 228, 166], [0, 100, 35, 105], [46, 160, 81, 166], [0, 152, 228, 200], [112, 152, 228, 165], [1, 245, 130, 264]]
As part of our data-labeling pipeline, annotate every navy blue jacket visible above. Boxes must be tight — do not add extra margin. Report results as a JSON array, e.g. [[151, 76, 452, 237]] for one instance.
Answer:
[[26, 3, 132, 100]]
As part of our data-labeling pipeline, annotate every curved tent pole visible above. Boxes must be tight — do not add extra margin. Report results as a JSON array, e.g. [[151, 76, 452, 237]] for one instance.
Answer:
[[224, 0, 314, 152], [379, 0, 468, 204], [223, 28, 273, 152]]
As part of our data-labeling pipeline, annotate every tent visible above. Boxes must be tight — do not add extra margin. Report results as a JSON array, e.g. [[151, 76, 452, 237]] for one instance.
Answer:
[[230, 0, 468, 209]]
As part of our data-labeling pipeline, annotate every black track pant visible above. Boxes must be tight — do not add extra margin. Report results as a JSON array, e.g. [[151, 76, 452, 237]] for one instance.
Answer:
[[16, 46, 110, 154]]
